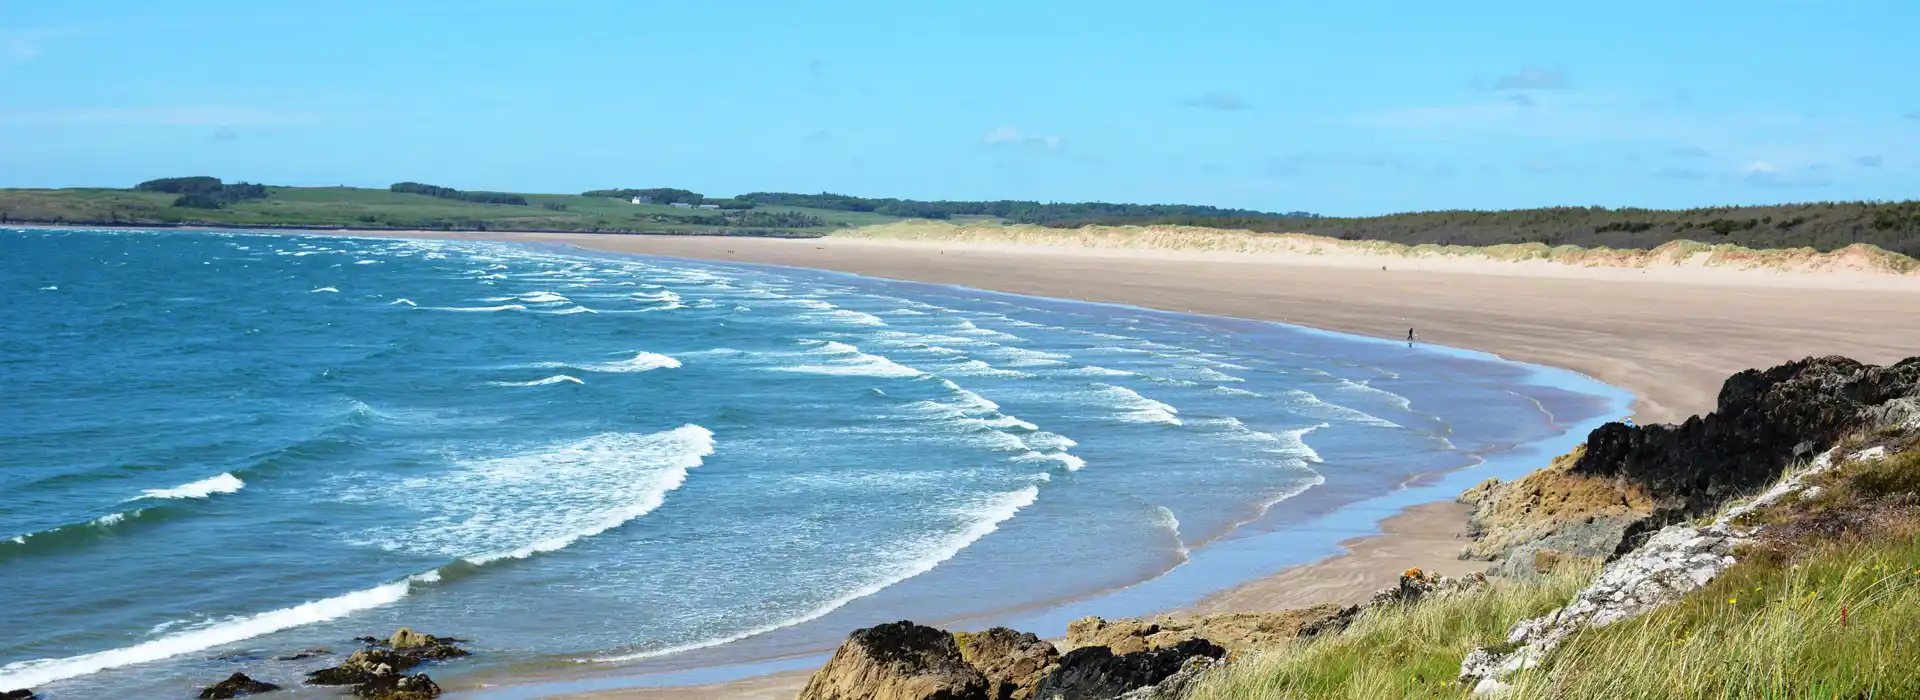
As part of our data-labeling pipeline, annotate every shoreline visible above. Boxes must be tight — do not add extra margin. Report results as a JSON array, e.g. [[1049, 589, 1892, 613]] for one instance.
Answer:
[[18, 226, 1919, 698]]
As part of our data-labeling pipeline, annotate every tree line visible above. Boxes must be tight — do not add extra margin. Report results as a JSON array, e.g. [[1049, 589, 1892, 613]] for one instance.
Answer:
[[390, 182, 528, 206], [733, 192, 1317, 224], [1047, 201, 1920, 257], [136, 176, 269, 209]]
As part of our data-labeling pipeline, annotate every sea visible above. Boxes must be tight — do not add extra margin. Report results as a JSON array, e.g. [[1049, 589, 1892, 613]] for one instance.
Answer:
[[0, 227, 1629, 698]]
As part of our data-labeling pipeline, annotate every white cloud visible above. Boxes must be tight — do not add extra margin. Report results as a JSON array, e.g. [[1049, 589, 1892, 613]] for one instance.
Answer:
[[1740, 160, 1829, 187], [983, 126, 1063, 153]]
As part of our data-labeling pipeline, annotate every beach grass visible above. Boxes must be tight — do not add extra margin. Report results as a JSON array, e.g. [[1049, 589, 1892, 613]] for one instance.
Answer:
[[833, 220, 1920, 275], [1187, 443, 1920, 700]]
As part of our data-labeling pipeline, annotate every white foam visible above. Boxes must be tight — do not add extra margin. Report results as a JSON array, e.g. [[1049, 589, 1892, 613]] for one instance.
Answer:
[[518, 291, 571, 304], [820, 309, 887, 326], [934, 359, 1034, 380], [553, 351, 681, 374], [1209, 386, 1264, 398], [129, 473, 245, 501], [1285, 389, 1399, 427], [777, 341, 924, 379], [952, 319, 1021, 340], [354, 259, 382, 265], [594, 484, 1039, 663], [0, 580, 411, 689], [1022, 432, 1078, 451], [92, 512, 128, 527], [1013, 450, 1086, 471], [429, 304, 526, 313], [310, 286, 339, 293], [1055, 365, 1135, 378], [38, 285, 57, 291], [879, 308, 929, 316], [1153, 505, 1190, 557], [1090, 384, 1182, 426], [491, 375, 585, 387], [388, 299, 417, 307], [543, 306, 598, 315], [376, 426, 715, 565]]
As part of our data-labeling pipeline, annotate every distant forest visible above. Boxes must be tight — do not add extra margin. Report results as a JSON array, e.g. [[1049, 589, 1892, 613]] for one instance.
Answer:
[[733, 191, 1318, 224], [136, 176, 268, 209], [1050, 202, 1920, 257], [390, 182, 528, 206]]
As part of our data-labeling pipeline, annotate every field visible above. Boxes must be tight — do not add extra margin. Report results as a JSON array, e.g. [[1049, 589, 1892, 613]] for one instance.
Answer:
[[0, 186, 905, 237]]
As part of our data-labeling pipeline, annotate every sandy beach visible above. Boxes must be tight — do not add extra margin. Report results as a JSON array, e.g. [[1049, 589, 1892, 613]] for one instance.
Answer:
[[327, 230, 1920, 698]]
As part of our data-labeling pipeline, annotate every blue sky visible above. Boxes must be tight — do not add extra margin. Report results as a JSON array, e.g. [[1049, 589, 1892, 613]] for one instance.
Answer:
[[2, 0, 1915, 215]]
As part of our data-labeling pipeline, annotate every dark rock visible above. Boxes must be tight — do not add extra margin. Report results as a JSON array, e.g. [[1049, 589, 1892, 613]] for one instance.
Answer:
[[798, 620, 990, 700], [275, 647, 330, 661], [1572, 356, 1920, 554], [353, 672, 440, 700], [306, 648, 423, 686], [353, 636, 383, 645], [1030, 638, 1225, 700], [4, 690, 37, 700], [207, 650, 263, 662], [199, 672, 281, 698], [954, 627, 1059, 700]]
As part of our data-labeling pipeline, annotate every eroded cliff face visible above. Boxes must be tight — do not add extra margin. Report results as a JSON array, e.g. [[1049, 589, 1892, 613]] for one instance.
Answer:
[[1462, 356, 1920, 571], [1575, 356, 1920, 553]]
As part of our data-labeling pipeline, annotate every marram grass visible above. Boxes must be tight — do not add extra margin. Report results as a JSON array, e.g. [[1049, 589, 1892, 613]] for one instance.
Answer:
[[1185, 530, 1920, 700]]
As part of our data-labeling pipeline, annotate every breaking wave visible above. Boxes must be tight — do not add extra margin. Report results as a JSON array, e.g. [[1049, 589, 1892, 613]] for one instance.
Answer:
[[127, 473, 245, 501], [490, 375, 585, 387]]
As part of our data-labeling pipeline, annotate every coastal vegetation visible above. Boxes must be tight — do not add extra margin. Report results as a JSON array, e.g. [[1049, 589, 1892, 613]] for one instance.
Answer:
[[388, 181, 529, 206], [4, 180, 1918, 258]]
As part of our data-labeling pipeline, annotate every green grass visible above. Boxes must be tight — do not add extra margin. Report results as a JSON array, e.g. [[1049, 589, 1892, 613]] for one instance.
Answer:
[[1186, 567, 1595, 700], [0, 186, 902, 236], [1507, 527, 1920, 699], [1189, 440, 1920, 700]]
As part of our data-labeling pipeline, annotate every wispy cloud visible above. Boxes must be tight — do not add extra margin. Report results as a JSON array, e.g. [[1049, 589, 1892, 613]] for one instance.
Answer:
[[1492, 67, 1568, 91], [1181, 91, 1252, 111], [983, 126, 1063, 153], [0, 105, 311, 126], [1669, 146, 1711, 158], [1855, 154, 1882, 167], [1741, 160, 1829, 187]]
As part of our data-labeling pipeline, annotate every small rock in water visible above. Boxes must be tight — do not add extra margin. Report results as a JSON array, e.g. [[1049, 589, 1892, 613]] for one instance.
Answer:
[[274, 647, 330, 661], [357, 672, 441, 700], [307, 630, 466, 698], [4, 689, 38, 700], [198, 672, 280, 698]]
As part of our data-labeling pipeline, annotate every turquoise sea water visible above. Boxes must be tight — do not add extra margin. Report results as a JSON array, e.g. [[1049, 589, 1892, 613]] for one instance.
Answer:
[[0, 228, 1627, 698]]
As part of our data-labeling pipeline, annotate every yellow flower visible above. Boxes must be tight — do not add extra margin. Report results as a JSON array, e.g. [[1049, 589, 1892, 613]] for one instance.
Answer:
[[1729, 597, 1738, 605]]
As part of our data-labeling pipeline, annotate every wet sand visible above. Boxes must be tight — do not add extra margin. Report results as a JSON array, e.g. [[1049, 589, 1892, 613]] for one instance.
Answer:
[[332, 230, 1920, 698]]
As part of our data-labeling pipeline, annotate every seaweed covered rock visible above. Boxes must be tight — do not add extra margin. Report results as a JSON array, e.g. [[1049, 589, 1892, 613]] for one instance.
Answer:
[[1030, 639, 1225, 700], [306, 630, 465, 698], [198, 672, 280, 698], [954, 628, 1058, 700], [353, 672, 440, 700], [1574, 355, 1920, 552], [798, 620, 989, 700]]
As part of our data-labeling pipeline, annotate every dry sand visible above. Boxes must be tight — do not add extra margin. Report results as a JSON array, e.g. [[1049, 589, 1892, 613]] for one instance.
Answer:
[[324, 230, 1919, 698]]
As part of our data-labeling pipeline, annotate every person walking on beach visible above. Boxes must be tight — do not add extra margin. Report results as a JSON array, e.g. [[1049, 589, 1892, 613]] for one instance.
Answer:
[[1407, 328, 1417, 346]]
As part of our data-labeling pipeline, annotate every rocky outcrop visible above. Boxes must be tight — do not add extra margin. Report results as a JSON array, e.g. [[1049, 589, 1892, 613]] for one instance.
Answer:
[[1064, 605, 1345, 658], [199, 672, 280, 698], [1029, 639, 1225, 700], [1296, 568, 1489, 640], [798, 621, 990, 700], [1574, 356, 1920, 553], [1457, 448, 1653, 577], [1459, 432, 1909, 695], [3, 690, 37, 700], [1114, 657, 1215, 700], [954, 628, 1058, 700], [306, 629, 465, 699]]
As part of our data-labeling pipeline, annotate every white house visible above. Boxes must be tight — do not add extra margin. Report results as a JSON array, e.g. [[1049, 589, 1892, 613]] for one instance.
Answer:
[[630, 195, 652, 204]]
